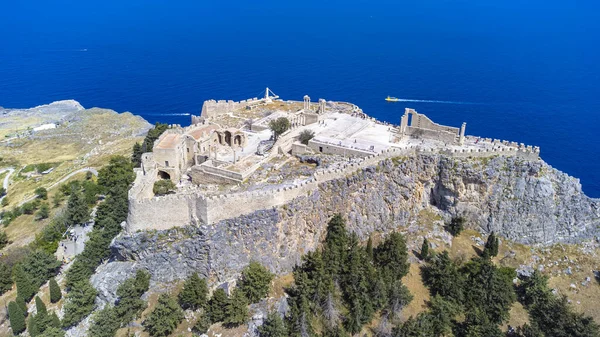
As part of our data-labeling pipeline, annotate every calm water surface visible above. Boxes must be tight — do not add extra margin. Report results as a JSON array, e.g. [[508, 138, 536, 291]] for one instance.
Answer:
[[1, 1, 599, 196]]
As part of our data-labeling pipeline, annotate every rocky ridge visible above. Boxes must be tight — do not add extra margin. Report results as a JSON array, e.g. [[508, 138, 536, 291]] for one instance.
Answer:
[[92, 154, 600, 303]]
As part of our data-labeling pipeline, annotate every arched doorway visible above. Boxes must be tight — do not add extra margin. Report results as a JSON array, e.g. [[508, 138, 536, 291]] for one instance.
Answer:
[[158, 171, 171, 180], [234, 135, 242, 146], [224, 131, 232, 146]]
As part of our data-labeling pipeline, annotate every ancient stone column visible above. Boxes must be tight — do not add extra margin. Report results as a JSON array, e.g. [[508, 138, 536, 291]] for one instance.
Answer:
[[459, 122, 466, 145], [319, 99, 326, 114], [304, 95, 311, 111]]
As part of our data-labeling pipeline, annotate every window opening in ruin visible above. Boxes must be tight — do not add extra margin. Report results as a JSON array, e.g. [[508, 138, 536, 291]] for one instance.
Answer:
[[407, 113, 413, 126], [165, 161, 169, 167], [319, 146, 323, 153]]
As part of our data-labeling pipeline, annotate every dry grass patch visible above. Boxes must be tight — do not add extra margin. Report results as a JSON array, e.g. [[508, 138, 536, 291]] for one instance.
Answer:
[[400, 263, 430, 321]]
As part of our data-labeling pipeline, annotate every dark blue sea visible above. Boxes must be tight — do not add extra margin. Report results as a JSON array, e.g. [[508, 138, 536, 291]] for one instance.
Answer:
[[1, 1, 599, 196]]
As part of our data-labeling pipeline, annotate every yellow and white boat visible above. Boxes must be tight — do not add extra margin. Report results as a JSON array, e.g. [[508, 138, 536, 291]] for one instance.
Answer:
[[385, 96, 400, 102]]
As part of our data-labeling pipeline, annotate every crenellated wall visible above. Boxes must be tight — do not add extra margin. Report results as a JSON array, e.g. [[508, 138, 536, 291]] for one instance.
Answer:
[[127, 137, 541, 232]]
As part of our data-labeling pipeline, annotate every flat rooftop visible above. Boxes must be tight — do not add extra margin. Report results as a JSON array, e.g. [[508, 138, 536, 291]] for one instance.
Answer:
[[155, 134, 181, 149]]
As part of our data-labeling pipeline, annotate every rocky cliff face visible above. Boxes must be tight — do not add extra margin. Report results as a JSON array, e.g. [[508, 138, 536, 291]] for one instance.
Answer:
[[93, 155, 600, 300]]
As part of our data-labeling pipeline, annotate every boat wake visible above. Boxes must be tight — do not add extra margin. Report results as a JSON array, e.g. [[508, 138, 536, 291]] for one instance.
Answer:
[[144, 113, 191, 116], [393, 98, 481, 105]]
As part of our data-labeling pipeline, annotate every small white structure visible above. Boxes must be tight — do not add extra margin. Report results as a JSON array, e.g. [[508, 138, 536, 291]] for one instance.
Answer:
[[33, 123, 57, 132]]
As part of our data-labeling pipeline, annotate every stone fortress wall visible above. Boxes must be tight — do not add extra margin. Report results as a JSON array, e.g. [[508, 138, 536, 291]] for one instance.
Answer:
[[127, 136, 540, 232]]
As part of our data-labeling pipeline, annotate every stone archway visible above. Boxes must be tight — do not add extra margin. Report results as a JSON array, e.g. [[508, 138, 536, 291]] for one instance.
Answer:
[[234, 135, 242, 146], [158, 170, 171, 180], [217, 133, 223, 145], [224, 131, 232, 146]]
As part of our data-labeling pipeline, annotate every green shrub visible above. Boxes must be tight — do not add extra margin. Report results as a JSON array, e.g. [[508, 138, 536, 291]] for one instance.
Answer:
[[446, 216, 465, 236], [35, 187, 48, 200], [257, 312, 286, 337], [153, 179, 176, 196], [209, 288, 228, 323], [89, 306, 119, 337], [298, 129, 315, 145]]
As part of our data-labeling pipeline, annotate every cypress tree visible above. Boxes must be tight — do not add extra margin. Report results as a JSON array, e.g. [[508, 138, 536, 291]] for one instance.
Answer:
[[224, 288, 249, 327], [35, 296, 48, 317], [178, 273, 208, 310], [421, 238, 430, 261], [483, 232, 499, 259], [49, 278, 62, 303], [14, 264, 35, 301], [8, 301, 26, 335], [209, 288, 228, 323], [131, 142, 143, 167], [49, 312, 61, 329], [16, 296, 28, 317]]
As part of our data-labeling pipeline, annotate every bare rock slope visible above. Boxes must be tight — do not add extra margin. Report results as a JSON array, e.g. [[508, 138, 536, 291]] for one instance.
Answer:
[[94, 155, 599, 300]]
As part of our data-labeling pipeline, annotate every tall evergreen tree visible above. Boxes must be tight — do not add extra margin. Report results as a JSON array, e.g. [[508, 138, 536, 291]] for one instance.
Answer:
[[66, 190, 89, 226], [224, 288, 249, 327], [114, 269, 150, 325], [35, 296, 48, 317], [131, 142, 143, 167], [258, 312, 287, 337], [8, 301, 26, 335], [209, 288, 229, 323], [89, 306, 120, 337], [38, 327, 65, 337], [483, 232, 499, 259], [421, 238, 430, 261], [62, 280, 98, 328], [239, 262, 273, 303], [16, 296, 28, 317], [143, 293, 184, 337], [178, 273, 208, 310], [14, 263, 36, 301], [0, 263, 13, 295], [323, 214, 349, 277], [49, 278, 62, 303], [375, 232, 410, 282], [366, 236, 374, 261], [29, 314, 41, 337]]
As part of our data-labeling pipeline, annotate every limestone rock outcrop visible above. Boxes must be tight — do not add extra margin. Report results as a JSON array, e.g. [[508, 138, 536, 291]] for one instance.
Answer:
[[93, 155, 599, 298]]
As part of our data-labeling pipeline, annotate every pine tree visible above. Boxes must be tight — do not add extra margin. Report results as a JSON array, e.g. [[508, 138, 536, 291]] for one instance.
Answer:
[[29, 314, 41, 337], [323, 214, 349, 276], [143, 293, 184, 337], [0, 263, 13, 295], [89, 306, 120, 337], [16, 296, 28, 317], [421, 238, 430, 261], [38, 327, 65, 337], [483, 232, 499, 259], [62, 280, 98, 328], [375, 232, 410, 282], [239, 261, 273, 303], [209, 288, 228, 323], [258, 311, 287, 337], [8, 301, 26, 335], [224, 288, 249, 327], [66, 190, 89, 226], [0, 230, 8, 250], [193, 314, 211, 335], [178, 273, 208, 310], [49, 278, 62, 303], [447, 216, 465, 236], [14, 264, 35, 301]]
